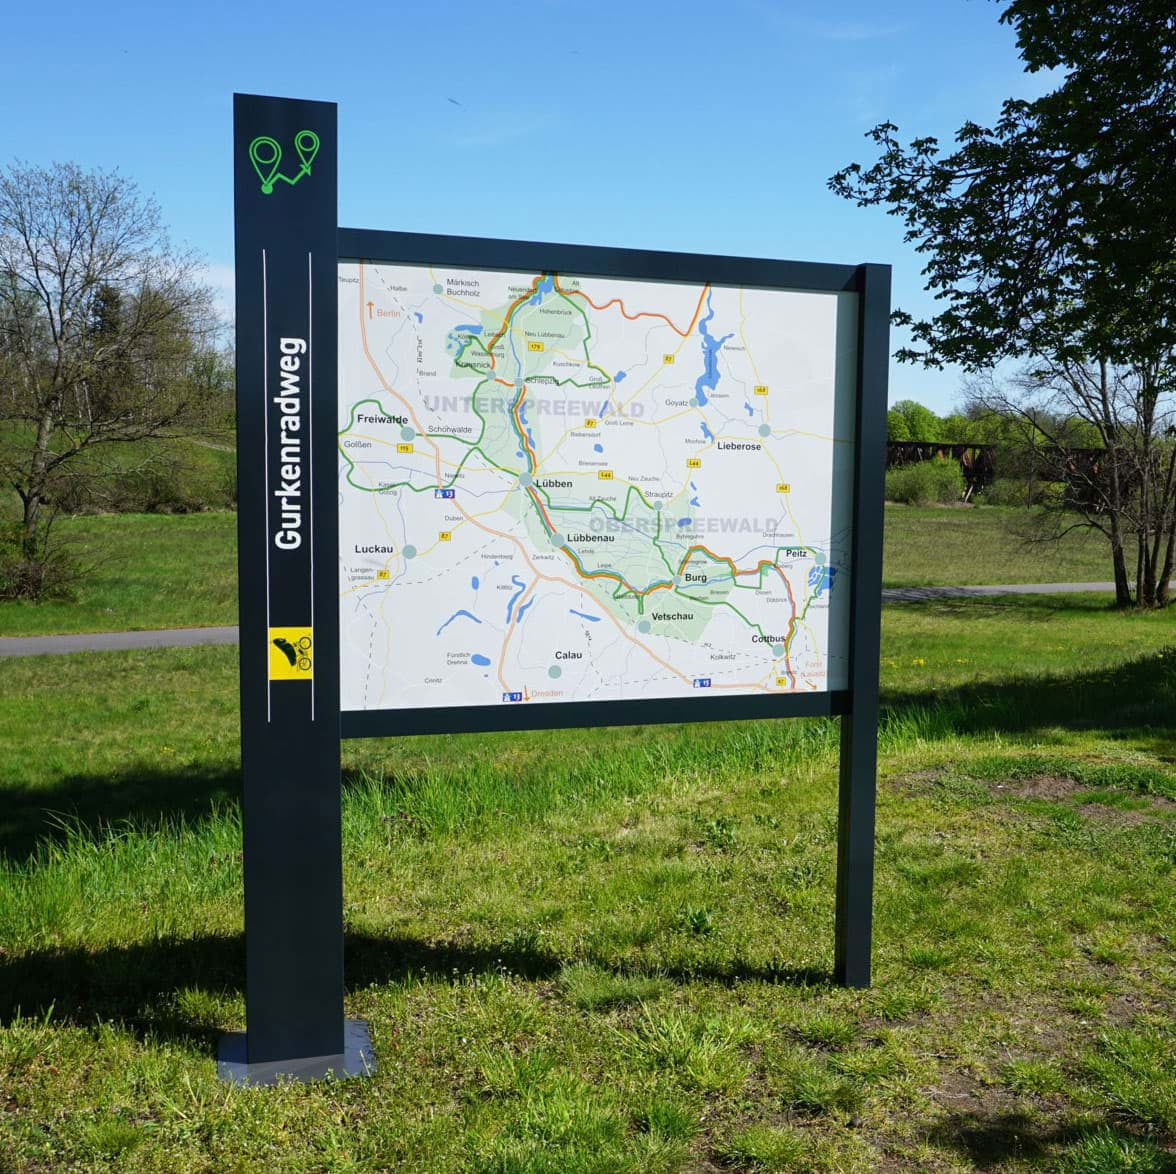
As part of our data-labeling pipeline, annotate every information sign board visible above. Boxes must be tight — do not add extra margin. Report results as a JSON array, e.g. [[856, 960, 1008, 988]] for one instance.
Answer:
[[227, 93, 889, 1084]]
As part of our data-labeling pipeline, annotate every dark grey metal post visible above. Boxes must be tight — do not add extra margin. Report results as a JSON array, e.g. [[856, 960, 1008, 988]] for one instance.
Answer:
[[220, 93, 372, 1085], [834, 263, 891, 987]]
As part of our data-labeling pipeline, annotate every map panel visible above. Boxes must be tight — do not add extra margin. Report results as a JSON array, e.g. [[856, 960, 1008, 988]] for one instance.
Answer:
[[338, 259, 856, 713]]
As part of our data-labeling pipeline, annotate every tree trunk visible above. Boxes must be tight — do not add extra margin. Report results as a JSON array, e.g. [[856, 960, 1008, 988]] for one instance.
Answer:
[[1137, 531, 1155, 608], [1110, 522, 1132, 608], [22, 408, 56, 558], [1097, 361, 1134, 609], [1158, 524, 1175, 607]]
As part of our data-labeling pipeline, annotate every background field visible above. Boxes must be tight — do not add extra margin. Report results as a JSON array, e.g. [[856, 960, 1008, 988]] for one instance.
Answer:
[[1, 591, 1172, 1171], [0, 505, 1119, 637], [0, 513, 237, 636], [881, 506, 1111, 588]]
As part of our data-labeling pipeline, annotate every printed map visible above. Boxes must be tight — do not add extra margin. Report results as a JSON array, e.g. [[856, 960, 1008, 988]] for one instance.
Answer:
[[338, 260, 856, 712]]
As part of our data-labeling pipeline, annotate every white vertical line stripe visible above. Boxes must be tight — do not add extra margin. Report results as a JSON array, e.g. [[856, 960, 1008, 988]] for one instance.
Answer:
[[262, 249, 271, 722], [308, 251, 315, 722]]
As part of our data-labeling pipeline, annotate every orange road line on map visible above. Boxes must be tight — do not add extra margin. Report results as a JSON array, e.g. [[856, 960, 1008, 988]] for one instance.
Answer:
[[484, 275, 544, 358], [354, 264, 697, 687], [353, 262, 776, 697], [357, 264, 448, 485], [497, 577, 539, 691], [553, 275, 709, 339], [513, 390, 539, 468], [775, 566, 798, 687], [524, 482, 788, 603], [485, 272, 707, 362]]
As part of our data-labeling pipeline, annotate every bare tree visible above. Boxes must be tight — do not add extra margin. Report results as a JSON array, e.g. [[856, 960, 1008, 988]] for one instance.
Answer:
[[0, 161, 222, 590], [973, 359, 1176, 608]]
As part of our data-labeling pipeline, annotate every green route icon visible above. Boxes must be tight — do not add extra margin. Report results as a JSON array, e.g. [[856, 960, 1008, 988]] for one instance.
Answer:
[[248, 130, 320, 195]]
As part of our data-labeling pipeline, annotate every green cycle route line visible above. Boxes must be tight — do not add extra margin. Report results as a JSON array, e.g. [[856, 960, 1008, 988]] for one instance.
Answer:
[[338, 273, 823, 672]]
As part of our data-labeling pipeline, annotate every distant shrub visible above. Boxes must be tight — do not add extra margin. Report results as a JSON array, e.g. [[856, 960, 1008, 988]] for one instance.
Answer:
[[64, 453, 237, 515], [885, 457, 965, 505], [978, 477, 1064, 508], [0, 522, 80, 601], [980, 477, 1031, 506]]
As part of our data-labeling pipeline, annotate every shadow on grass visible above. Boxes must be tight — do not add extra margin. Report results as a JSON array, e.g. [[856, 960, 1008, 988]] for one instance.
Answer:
[[0, 764, 382, 864], [883, 643, 1176, 754], [926, 1110, 1058, 1165], [0, 764, 243, 863], [0, 932, 828, 1054], [4, 645, 1173, 863], [924, 1110, 1165, 1170]]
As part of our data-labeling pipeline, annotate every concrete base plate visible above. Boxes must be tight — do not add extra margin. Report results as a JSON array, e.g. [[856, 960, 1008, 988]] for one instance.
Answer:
[[217, 1020, 375, 1086]]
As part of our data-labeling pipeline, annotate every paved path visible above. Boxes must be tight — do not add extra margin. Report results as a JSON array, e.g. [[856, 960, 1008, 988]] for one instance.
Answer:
[[0, 625, 239, 658], [879, 581, 1123, 603], [0, 582, 1130, 658]]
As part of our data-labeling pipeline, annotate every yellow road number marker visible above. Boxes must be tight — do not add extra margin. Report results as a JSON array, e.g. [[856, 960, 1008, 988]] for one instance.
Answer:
[[268, 626, 313, 682], [598, 470, 614, 481], [527, 340, 544, 352], [438, 530, 452, 541], [584, 418, 598, 428], [396, 442, 413, 454], [663, 353, 675, 365], [776, 482, 791, 493], [776, 676, 790, 688], [754, 384, 769, 396], [686, 458, 702, 469], [376, 569, 390, 580]]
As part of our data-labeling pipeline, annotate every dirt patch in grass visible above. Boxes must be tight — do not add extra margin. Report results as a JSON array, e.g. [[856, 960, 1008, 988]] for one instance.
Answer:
[[888, 769, 949, 795], [1077, 800, 1172, 826], [899, 769, 1176, 821], [996, 774, 1082, 801]]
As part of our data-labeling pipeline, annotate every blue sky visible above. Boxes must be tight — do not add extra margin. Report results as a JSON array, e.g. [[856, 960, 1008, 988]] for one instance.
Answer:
[[1, 0, 1054, 413]]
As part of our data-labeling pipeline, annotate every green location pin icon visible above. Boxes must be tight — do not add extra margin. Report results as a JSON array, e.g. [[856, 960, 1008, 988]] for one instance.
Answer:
[[249, 136, 282, 195], [294, 130, 320, 179]]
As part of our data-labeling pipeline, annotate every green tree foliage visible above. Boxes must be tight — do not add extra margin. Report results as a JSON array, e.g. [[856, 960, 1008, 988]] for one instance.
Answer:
[[830, 0, 1176, 607], [887, 399, 942, 442], [830, 0, 1174, 371]]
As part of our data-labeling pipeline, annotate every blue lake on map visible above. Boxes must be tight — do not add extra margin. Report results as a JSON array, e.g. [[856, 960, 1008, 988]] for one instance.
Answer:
[[694, 291, 733, 407], [528, 276, 555, 304], [808, 565, 836, 596], [506, 575, 527, 622]]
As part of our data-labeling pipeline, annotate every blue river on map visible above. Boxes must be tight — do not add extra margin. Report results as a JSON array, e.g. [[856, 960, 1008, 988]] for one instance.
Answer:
[[436, 609, 481, 636]]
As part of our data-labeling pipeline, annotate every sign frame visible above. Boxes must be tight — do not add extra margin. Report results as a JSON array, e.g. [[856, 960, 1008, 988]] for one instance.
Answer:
[[228, 92, 888, 1084], [336, 229, 876, 739]]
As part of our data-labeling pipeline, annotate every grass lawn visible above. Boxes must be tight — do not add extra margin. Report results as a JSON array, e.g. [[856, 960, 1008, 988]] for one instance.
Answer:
[[0, 596, 1172, 1170], [0, 505, 1122, 638], [883, 505, 1112, 588], [0, 512, 238, 637], [0, 506, 1121, 637]]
